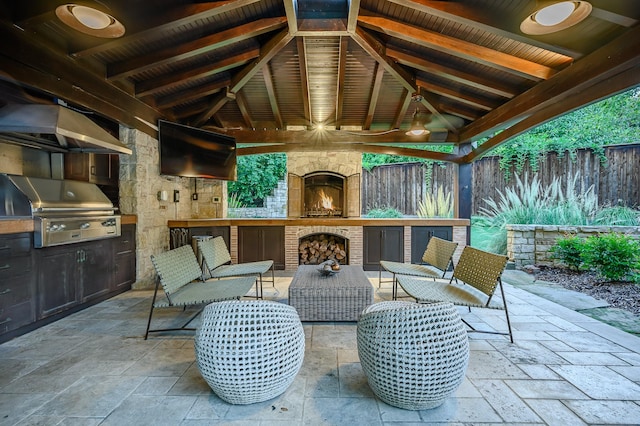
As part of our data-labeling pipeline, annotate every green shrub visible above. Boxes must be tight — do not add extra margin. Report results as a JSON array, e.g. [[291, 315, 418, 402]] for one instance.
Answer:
[[365, 207, 403, 218], [550, 235, 586, 271], [582, 233, 640, 281]]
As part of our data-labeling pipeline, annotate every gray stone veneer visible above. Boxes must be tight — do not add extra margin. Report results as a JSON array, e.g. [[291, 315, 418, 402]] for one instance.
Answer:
[[507, 224, 640, 268]]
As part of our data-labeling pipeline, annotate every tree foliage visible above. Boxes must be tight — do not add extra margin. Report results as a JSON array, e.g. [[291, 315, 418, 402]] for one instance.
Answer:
[[486, 88, 640, 178], [227, 153, 286, 207], [362, 145, 453, 171]]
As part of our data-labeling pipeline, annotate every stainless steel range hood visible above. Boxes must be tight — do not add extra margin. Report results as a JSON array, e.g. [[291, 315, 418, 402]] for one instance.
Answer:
[[0, 104, 132, 155]]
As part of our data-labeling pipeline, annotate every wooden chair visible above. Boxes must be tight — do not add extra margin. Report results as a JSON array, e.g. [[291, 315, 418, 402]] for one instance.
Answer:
[[145, 245, 255, 339], [379, 236, 458, 299], [197, 236, 274, 299], [396, 245, 513, 342]]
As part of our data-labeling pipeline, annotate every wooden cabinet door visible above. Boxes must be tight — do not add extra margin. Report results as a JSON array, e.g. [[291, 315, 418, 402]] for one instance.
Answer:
[[410, 226, 453, 264], [363, 227, 403, 270], [238, 226, 285, 270], [0, 233, 36, 334], [79, 241, 112, 302], [113, 224, 136, 291], [37, 247, 79, 318]]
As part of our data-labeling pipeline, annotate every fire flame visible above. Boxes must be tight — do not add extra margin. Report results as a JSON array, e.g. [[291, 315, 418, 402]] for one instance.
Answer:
[[318, 189, 334, 210]]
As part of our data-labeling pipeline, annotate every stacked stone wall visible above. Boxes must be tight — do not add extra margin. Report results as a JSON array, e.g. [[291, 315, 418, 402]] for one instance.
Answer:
[[119, 127, 226, 289], [507, 224, 640, 268]]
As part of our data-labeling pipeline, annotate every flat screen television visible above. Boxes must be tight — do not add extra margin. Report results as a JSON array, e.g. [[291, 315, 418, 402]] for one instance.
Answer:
[[158, 120, 237, 180]]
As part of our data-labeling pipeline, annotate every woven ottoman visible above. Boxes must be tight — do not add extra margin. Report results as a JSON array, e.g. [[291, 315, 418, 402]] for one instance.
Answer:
[[288, 265, 374, 321], [357, 301, 469, 410], [194, 300, 305, 404]]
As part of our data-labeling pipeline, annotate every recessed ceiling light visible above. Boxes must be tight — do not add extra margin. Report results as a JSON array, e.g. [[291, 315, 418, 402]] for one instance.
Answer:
[[55, 4, 125, 38], [520, 1, 592, 35]]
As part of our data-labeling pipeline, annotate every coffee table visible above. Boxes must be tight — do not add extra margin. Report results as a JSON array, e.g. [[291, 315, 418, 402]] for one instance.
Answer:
[[288, 265, 374, 321]]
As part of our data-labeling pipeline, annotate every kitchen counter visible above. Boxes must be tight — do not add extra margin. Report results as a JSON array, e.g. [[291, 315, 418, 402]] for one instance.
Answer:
[[0, 214, 137, 235], [168, 217, 470, 227], [0, 218, 34, 234]]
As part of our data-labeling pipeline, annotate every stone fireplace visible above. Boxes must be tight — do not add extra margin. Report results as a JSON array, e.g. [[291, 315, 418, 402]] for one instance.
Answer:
[[304, 172, 345, 217], [287, 151, 362, 218]]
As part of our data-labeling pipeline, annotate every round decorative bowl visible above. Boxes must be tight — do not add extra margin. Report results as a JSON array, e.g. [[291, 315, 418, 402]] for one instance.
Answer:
[[318, 260, 340, 276]]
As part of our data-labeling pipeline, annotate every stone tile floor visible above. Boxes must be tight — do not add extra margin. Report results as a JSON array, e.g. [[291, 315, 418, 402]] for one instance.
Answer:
[[0, 271, 639, 425]]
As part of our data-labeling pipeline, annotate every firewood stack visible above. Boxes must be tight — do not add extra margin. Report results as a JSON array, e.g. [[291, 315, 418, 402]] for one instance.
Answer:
[[299, 234, 347, 265]]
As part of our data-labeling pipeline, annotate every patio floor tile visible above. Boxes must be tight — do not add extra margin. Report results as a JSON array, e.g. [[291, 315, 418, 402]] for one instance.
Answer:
[[0, 270, 638, 425]]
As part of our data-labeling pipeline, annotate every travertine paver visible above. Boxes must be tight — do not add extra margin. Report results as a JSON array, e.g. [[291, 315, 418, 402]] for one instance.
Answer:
[[0, 271, 638, 425]]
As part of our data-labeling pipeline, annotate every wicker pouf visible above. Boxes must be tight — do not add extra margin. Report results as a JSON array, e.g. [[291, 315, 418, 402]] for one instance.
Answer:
[[194, 300, 305, 404], [357, 301, 469, 410]]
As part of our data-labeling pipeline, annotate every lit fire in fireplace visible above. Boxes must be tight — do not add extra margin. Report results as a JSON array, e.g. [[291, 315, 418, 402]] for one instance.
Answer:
[[318, 189, 334, 210]]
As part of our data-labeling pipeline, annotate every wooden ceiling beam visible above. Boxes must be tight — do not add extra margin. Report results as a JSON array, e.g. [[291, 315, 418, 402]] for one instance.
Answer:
[[416, 78, 498, 111], [335, 36, 349, 129], [170, 101, 211, 119], [283, 0, 298, 35], [0, 23, 161, 134], [190, 91, 231, 128], [71, 0, 263, 58], [387, 46, 518, 98], [459, 25, 640, 143], [229, 29, 294, 94], [439, 104, 481, 122], [107, 17, 287, 80], [347, 0, 361, 33], [351, 27, 459, 133], [296, 37, 312, 127], [235, 90, 254, 128], [387, 0, 582, 59], [358, 14, 556, 81], [262, 64, 283, 129], [14, 10, 56, 29], [192, 29, 293, 127], [363, 64, 385, 130], [392, 90, 412, 130], [226, 128, 456, 144], [463, 65, 640, 163], [136, 48, 259, 97], [0, 54, 156, 137], [156, 77, 230, 109], [296, 19, 349, 35], [238, 139, 462, 162]]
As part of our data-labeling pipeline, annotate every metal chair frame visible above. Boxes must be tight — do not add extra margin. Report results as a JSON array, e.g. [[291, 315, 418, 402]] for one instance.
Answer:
[[197, 236, 275, 299], [396, 245, 513, 342]]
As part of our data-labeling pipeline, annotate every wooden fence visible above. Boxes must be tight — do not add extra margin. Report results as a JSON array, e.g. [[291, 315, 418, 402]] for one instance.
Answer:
[[362, 144, 640, 216]]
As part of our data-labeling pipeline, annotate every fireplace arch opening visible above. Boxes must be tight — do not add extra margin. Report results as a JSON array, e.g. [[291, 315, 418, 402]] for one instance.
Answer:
[[304, 171, 345, 217], [298, 233, 348, 265]]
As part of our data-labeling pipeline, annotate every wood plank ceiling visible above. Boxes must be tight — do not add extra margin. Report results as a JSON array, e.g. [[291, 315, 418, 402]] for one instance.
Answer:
[[0, 0, 639, 163]]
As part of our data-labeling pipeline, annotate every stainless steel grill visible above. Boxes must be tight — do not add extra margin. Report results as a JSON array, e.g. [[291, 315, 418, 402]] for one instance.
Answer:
[[1, 174, 121, 247]]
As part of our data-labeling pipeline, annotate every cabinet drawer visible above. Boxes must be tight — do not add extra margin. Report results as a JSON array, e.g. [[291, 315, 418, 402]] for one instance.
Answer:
[[0, 234, 32, 258], [0, 275, 33, 308], [0, 300, 36, 333], [114, 225, 135, 253], [0, 255, 32, 279]]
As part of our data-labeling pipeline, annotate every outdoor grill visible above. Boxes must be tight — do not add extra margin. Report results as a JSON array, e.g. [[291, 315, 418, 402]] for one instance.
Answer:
[[0, 174, 121, 248]]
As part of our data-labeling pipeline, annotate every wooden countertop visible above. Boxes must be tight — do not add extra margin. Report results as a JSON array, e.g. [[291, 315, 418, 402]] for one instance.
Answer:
[[0, 219, 34, 234], [0, 214, 137, 235], [168, 217, 470, 227]]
